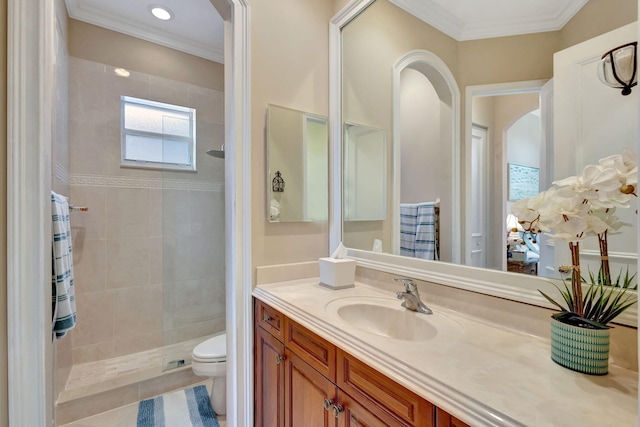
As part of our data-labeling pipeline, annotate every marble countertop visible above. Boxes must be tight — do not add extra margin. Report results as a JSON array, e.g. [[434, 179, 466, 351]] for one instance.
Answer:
[[253, 279, 638, 427]]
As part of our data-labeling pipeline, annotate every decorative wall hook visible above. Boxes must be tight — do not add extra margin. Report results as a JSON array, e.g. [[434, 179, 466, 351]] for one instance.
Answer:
[[272, 170, 285, 192]]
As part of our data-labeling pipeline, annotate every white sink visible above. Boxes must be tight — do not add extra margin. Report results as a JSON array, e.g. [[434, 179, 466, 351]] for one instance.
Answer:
[[325, 296, 463, 341]]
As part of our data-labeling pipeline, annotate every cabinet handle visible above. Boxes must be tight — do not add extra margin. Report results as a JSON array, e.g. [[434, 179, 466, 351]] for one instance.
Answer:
[[323, 399, 334, 411], [275, 354, 284, 364], [263, 316, 272, 323], [332, 405, 344, 418]]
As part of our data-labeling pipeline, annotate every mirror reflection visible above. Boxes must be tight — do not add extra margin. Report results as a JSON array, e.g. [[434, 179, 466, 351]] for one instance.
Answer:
[[267, 104, 328, 222], [341, 0, 638, 282]]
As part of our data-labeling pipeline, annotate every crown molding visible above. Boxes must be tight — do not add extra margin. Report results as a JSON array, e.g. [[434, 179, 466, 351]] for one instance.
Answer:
[[64, 0, 224, 63], [390, 0, 588, 41]]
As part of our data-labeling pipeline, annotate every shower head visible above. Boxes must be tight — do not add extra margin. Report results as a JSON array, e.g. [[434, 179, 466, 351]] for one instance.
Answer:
[[206, 144, 225, 159]]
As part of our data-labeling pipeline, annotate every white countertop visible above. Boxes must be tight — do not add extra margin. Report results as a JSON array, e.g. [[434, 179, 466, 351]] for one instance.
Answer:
[[253, 279, 638, 427]]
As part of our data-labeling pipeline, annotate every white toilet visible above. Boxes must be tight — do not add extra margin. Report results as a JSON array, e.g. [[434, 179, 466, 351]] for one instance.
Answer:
[[191, 333, 227, 415]]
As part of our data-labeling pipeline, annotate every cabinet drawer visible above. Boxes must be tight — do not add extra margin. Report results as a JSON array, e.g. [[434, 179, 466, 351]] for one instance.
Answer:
[[337, 349, 434, 427], [436, 408, 470, 427], [285, 318, 336, 382], [256, 299, 285, 341]]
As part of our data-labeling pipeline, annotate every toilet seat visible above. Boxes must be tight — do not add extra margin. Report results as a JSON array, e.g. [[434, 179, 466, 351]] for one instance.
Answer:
[[192, 333, 226, 363]]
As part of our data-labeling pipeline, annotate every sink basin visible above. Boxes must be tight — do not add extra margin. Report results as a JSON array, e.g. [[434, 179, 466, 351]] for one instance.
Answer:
[[325, 296, 463, 341]]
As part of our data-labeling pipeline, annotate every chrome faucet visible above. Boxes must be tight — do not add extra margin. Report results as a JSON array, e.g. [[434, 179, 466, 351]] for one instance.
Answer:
[[394, 278, 433, 314]]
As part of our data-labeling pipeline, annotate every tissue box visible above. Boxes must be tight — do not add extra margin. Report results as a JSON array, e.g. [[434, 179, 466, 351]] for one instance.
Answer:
[[319, 257, 356, 290]]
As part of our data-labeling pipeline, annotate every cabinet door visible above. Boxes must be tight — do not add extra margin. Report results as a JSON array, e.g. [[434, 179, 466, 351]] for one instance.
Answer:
[[435, 408, 470, 427], [337, 350, 434, 426], [255, 326, 285, 427], [336, 390, 412, 427], [285, 350, 337, 427]]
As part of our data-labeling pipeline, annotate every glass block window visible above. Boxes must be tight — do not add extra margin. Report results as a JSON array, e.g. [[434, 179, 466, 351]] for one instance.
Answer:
[[121, 96, 196, 171]]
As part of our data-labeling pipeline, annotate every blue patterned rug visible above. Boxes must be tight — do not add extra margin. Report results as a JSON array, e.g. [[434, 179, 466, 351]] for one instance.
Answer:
[[137, 385, 220, 427]]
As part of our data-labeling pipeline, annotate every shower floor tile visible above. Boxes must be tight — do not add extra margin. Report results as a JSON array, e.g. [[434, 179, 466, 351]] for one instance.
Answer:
[[65, 336, 212, 392]]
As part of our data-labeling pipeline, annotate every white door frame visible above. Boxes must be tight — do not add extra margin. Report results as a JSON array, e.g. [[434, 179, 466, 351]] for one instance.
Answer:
[[6, 1, 252, 426], [464, 80, 547, 269]]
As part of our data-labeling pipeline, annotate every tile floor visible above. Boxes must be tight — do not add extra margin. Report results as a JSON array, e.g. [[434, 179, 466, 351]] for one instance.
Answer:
[[59, 381, 227, 427]]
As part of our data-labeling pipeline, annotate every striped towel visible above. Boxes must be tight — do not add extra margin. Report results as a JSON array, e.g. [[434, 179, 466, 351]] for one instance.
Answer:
[[400, 202, 439, 261], [400, 204, 418, 257], [51, 191, 76, 338], [137, 385, 220, 427]]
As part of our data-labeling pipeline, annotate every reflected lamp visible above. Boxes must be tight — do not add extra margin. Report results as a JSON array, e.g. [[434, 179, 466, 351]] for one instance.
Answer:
[[598, 42, 638, 96]]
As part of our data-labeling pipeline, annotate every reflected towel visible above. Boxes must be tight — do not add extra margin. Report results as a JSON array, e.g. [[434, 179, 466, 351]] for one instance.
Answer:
[[400, 202, 438, 261], [51, 191, 76, 338]]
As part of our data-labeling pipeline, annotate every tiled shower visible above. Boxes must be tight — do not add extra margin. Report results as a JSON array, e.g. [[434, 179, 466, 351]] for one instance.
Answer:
[[51, 6, 226, 423]]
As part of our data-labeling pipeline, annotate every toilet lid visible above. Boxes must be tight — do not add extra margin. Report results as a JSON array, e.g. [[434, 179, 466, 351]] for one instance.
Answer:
[[193, 334, 226, 361]]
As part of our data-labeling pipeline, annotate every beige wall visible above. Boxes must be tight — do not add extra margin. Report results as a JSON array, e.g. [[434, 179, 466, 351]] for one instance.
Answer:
[[68, 20, 224, 91], [560, 0, 638, 49], [251, 0, 334, 276], [1, 1, 7, 425]]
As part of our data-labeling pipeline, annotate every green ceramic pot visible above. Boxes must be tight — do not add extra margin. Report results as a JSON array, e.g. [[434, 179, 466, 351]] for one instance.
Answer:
[[550, 318, 610, 375]]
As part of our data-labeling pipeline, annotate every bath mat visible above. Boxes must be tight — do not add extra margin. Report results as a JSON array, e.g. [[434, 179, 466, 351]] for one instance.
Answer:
[[137, 384, 220, 427]]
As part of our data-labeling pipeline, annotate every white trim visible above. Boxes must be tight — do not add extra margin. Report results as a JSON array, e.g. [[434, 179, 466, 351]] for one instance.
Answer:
[[64, 0, 225, 63], [221, 1, 252, 426], [464, 80, 547, 269], [7, 1, 251, 427], [389, 0, 588, 41], [7, 0, 54, 425], [391, 50, 461, 262]]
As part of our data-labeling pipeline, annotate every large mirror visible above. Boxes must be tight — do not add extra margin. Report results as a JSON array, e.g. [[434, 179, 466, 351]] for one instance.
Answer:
[[332, 0, 638, 324], [267, 104, 328, 222]]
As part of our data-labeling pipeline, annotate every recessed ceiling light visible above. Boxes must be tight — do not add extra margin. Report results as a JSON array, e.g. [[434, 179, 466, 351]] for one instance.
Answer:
[[149, 5, 173, 21], [114, 68, 130, 77]]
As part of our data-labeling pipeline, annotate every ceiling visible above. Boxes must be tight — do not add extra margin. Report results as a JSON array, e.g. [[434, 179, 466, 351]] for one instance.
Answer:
[[390, 0, 589, 41], [65, 0, 589, 64], [64, 0, 224, 63]]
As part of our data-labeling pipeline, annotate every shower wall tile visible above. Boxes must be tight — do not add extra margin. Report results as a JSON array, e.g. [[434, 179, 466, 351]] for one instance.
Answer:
[[72, 238, 107, 294], [73, 291, 114, 347], [72, 341, 115, 365], [68, 56, 225, 364], [105, 188, 153, 238], [158, 235, 190, 283], [113, 285, 163, 338], [160, 189, 190, 236], [113, 331, 164, 358], [105, 238, 150, 289], [69, 120, 108, 176], [163, 318, 225, 346], [69, 185, 107, 240]]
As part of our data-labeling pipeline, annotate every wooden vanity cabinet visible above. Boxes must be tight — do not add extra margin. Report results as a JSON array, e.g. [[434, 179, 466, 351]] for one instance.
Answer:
[[255, 323, 285, 427], [255, 299, 467, 427]]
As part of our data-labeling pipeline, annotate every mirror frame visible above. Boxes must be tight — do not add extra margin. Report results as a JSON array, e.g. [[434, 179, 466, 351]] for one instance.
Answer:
[[329, 0, 637, 327]]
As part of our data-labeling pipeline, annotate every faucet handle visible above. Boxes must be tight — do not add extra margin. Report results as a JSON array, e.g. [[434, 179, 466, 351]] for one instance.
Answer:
[[394, 278, 417, 293]]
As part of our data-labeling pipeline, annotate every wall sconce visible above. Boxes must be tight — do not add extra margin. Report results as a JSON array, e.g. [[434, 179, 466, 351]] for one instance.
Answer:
[[598, 42, 637, 96], [272, 171, 285, 192]]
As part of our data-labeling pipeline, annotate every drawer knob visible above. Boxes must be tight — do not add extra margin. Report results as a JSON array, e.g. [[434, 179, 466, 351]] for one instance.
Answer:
[[332, 405, 344, 418], [275, 354, 284, 364], [323, 399, 334, 411], [263, 316, 272, 323]]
